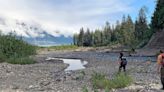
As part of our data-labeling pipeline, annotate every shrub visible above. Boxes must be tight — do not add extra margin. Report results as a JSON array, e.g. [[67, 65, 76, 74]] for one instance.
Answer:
[[0, 32, 36, 64], [110, 73, 133, 89], [91, 72, 133, 90], [82, 85, 89, 92]]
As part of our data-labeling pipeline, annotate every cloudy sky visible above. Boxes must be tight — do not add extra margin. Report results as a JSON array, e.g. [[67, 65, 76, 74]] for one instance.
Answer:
[[0, 0, 155, 37]]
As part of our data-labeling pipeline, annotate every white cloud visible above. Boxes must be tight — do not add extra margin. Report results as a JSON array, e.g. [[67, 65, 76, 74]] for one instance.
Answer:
[[0, 0, 135, 37]]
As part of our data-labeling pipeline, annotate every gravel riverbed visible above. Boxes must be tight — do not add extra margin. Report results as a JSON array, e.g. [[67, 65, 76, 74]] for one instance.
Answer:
[[0, 51, 163, 92]]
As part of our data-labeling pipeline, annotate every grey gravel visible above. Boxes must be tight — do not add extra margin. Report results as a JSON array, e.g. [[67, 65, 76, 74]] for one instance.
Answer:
[[0, 51, 162, 92]]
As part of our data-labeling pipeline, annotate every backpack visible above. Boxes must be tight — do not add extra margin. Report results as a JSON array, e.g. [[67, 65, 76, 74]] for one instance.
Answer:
[[121, 58, 127, 65], [161, 54, 164, 66]]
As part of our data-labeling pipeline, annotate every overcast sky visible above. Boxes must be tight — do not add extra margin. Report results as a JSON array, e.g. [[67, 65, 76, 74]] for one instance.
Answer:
[[0, 0, 155, 37]]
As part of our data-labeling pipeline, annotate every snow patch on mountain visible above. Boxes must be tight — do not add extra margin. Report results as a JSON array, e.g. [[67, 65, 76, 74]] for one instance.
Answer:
[[0, 16, 73, 46], [0, 16, 61, 38]]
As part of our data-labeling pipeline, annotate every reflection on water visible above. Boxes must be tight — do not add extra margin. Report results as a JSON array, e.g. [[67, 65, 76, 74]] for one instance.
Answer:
[[45, 57, 88, 71], [63, 59, 87, 71]]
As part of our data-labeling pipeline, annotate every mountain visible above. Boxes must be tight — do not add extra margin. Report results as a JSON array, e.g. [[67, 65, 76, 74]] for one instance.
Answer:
[[0, 17, 73, 46], [23, 34, 73, 47]]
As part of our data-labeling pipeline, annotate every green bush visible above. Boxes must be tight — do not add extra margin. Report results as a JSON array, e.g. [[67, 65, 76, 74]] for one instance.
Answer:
[[0, 32, 36, 64], [0, 52, 6, 62], [91, 72, 107, 89], [110, 73, 133, 89], [91, 72, 133, 90]]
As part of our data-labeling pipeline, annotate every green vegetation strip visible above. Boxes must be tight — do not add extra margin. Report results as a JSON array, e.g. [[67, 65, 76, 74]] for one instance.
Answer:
[[0, 33, 36, 64], [49, 45, 78, 50], [91, 72, 133, 91], [7, 57, 35, 65], [39, 45, 78, 51]]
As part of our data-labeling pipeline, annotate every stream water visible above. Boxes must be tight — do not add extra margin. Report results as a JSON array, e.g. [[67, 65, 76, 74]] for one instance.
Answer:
[[45, 57, 88, 71], [63, 59, 87, 71], [45, 54, 156, 71]]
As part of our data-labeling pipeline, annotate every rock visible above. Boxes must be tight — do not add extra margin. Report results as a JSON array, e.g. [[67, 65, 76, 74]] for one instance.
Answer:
[[39, 81, 50, 86], [28, 85, 39, 89], [63, 76, 66, 81], [10, 85, 19, 89], [29, 85, 34, 89], [66, 71, 72, 76], [56, 78, 62, 82]]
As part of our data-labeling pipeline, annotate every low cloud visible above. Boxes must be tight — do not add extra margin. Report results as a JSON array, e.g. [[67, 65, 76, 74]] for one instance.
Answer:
[[0, 0, 154, 37]]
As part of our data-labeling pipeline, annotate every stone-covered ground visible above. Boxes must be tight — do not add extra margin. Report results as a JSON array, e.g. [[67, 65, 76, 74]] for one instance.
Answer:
[[0, 51, 163, 92]]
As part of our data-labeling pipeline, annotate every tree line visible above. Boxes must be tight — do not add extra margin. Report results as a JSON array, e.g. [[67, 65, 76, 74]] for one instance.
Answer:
[[151, 0, 164, 31], [73, 7, 153, 48]]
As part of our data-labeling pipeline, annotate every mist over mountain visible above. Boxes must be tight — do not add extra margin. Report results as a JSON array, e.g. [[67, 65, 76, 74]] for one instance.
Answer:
[[0, 17, 73, 46]]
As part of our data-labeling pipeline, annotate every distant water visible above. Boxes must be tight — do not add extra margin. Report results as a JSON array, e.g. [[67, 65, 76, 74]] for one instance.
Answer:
[[45, 57, 88, 71]]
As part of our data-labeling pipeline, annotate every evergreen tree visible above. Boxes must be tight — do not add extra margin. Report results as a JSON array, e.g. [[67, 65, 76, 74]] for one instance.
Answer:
[[125, 15, 135, 47], [83, 28, 92, 46], [103, 21, 112, 45], [90, 32, 95, 46], [74, 5, 154, 48], [112, 20, 121, 42], [93, 29, 102, 46], [78, 27, 84, 46], [73, 34, 78, 45], [151, 0, 164, 31], [134, 7, 149, 41], [119, 15, 127, 44]]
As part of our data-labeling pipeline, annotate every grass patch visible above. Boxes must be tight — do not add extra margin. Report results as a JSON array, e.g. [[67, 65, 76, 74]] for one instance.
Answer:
[[7, 57, 36, 65], [49, 45, 78, 50], [39, 45, 78, 51], [91, 72, 133, 90], [82, 85, 89, 92]]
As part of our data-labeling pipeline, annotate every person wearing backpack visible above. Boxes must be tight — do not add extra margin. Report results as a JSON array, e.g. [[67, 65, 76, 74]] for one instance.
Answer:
[[157, 50, 164, 90], [118, 52, 127, 72]]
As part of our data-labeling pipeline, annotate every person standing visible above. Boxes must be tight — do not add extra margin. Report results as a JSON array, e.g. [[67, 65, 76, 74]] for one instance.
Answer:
[[157, 50, 164, 90], [118, 52, 127, 72]]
